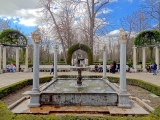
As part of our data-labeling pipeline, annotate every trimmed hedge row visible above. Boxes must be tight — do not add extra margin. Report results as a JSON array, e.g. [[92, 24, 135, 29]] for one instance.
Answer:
[[107, 76, 160, 96], [0, 76, 52, 99]]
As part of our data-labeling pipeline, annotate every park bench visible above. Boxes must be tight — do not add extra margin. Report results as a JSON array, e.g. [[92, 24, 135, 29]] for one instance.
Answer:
[[136, 65, 142, 72], [20, 65, 71, 72]]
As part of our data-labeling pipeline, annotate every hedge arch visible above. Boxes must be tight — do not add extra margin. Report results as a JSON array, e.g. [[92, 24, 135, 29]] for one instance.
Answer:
[[67, 43, 93, 65], [0, 28, 28, 47], [134, 30, 160, 46], [134, 30, 160, 61]]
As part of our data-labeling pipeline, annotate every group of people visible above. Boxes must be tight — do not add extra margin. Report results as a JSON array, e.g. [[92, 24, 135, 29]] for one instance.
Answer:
[[109, 61, 117, 74], [6, 64, 16, 72], [94, 64, 103, 72], [94, 61, 118, 73], [146, 62, 157, 75]]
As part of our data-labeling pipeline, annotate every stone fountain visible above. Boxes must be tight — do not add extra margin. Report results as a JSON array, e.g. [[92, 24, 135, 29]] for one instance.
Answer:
[[28, 28, 131, 108]]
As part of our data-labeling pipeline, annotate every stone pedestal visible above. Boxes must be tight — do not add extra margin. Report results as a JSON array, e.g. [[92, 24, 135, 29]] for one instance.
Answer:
[[118, 91, 131, 108], [28, 92, 40, 107]]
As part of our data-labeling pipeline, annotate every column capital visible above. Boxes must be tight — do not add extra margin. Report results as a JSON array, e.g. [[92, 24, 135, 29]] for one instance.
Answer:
[[154, 46, 159, 49], [119, 28, 128, 44], [142, 47, 147, 49], [132, 45, 137, 49], [54, 42, 59, 51], [102, 44, 107, 51], [16, 47, 20, 50], [25, 45, 29, 49], [31, 28, 41, 44]]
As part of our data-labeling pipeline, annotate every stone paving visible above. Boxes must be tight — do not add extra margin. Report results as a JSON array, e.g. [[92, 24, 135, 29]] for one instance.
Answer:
[[0, 71, 160, 88]]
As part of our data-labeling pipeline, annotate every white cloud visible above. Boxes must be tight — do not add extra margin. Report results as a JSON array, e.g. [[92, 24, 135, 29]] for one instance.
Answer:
[[0, 0, 39, 26], [128, 0, 133, 3], [13, 20, 18, 23], [107, 29, 120, 36]]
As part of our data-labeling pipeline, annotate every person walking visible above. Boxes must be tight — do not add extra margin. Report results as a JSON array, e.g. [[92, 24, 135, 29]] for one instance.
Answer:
[[50, 63, 54, 75], [112, 61, 116, 74], [153, 62, 157, 75]]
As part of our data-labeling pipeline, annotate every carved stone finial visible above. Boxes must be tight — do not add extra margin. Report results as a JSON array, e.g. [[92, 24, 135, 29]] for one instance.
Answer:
[[119, 28, 128, 44], [103, 44, 107, 51], [31, 28, 41, 43]]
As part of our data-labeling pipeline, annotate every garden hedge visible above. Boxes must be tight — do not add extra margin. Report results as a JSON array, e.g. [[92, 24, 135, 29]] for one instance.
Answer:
[[0, 76, 52, 99], [0, 75, 160, 120]]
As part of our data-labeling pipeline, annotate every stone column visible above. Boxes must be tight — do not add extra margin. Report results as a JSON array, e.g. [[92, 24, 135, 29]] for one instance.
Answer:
[[133, 45, 137, 72], [54, 43, 58, 79], [3, 46, 6, 70], [155, 46, 159, 71], [142, 47, 146, 72], [0, 45, 2, 73], [24, 46, 29, 72], [118, 28, 131, 108], [28, 28, 41, 108], [16, 47, 19, 72], [103, 44, 107, 79]]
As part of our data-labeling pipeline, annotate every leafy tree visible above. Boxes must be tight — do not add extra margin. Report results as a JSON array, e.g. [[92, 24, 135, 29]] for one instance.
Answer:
[[135, 30, 160, 61]]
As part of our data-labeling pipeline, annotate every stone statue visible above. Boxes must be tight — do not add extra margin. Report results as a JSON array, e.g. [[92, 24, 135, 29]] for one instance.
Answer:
[[54, 42, 58, 50], [103, 44, 107, 51], [119, 28, 128, 44], [31, 28, 41, 43]]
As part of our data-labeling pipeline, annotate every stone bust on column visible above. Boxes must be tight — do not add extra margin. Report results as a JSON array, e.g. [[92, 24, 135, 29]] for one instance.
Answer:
[[31, 28, 41, 43], [119, 28, 128, 44], [118, 28, 131, 108], [28, 28, 41, 108]]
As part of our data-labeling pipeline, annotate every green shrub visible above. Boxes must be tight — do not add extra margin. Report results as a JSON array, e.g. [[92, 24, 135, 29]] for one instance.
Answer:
[[28, 63, 33, 68], [0, 76, 52, 99]]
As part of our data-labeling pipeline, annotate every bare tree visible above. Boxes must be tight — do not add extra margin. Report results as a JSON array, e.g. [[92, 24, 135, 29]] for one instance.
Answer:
[[141, 0, 160, 30], [0, 18, 10, 32], [38, 0, 77, 63], [120, 10, 151, 61]]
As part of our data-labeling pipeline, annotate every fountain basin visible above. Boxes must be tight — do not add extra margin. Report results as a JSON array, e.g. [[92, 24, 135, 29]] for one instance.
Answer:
[[40, 78, 118, 106]]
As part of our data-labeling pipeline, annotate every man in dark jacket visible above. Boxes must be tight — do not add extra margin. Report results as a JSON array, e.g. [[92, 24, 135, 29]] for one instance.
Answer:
[[153, 62, 157, 75]]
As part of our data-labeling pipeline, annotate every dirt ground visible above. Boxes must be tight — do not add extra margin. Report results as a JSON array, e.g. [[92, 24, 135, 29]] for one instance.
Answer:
[[1, 84, 160, 109]]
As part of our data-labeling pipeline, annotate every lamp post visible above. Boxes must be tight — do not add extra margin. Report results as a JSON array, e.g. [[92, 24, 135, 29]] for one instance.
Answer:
[[28, 28, 41, 107], [118, 28, 131, 108]]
